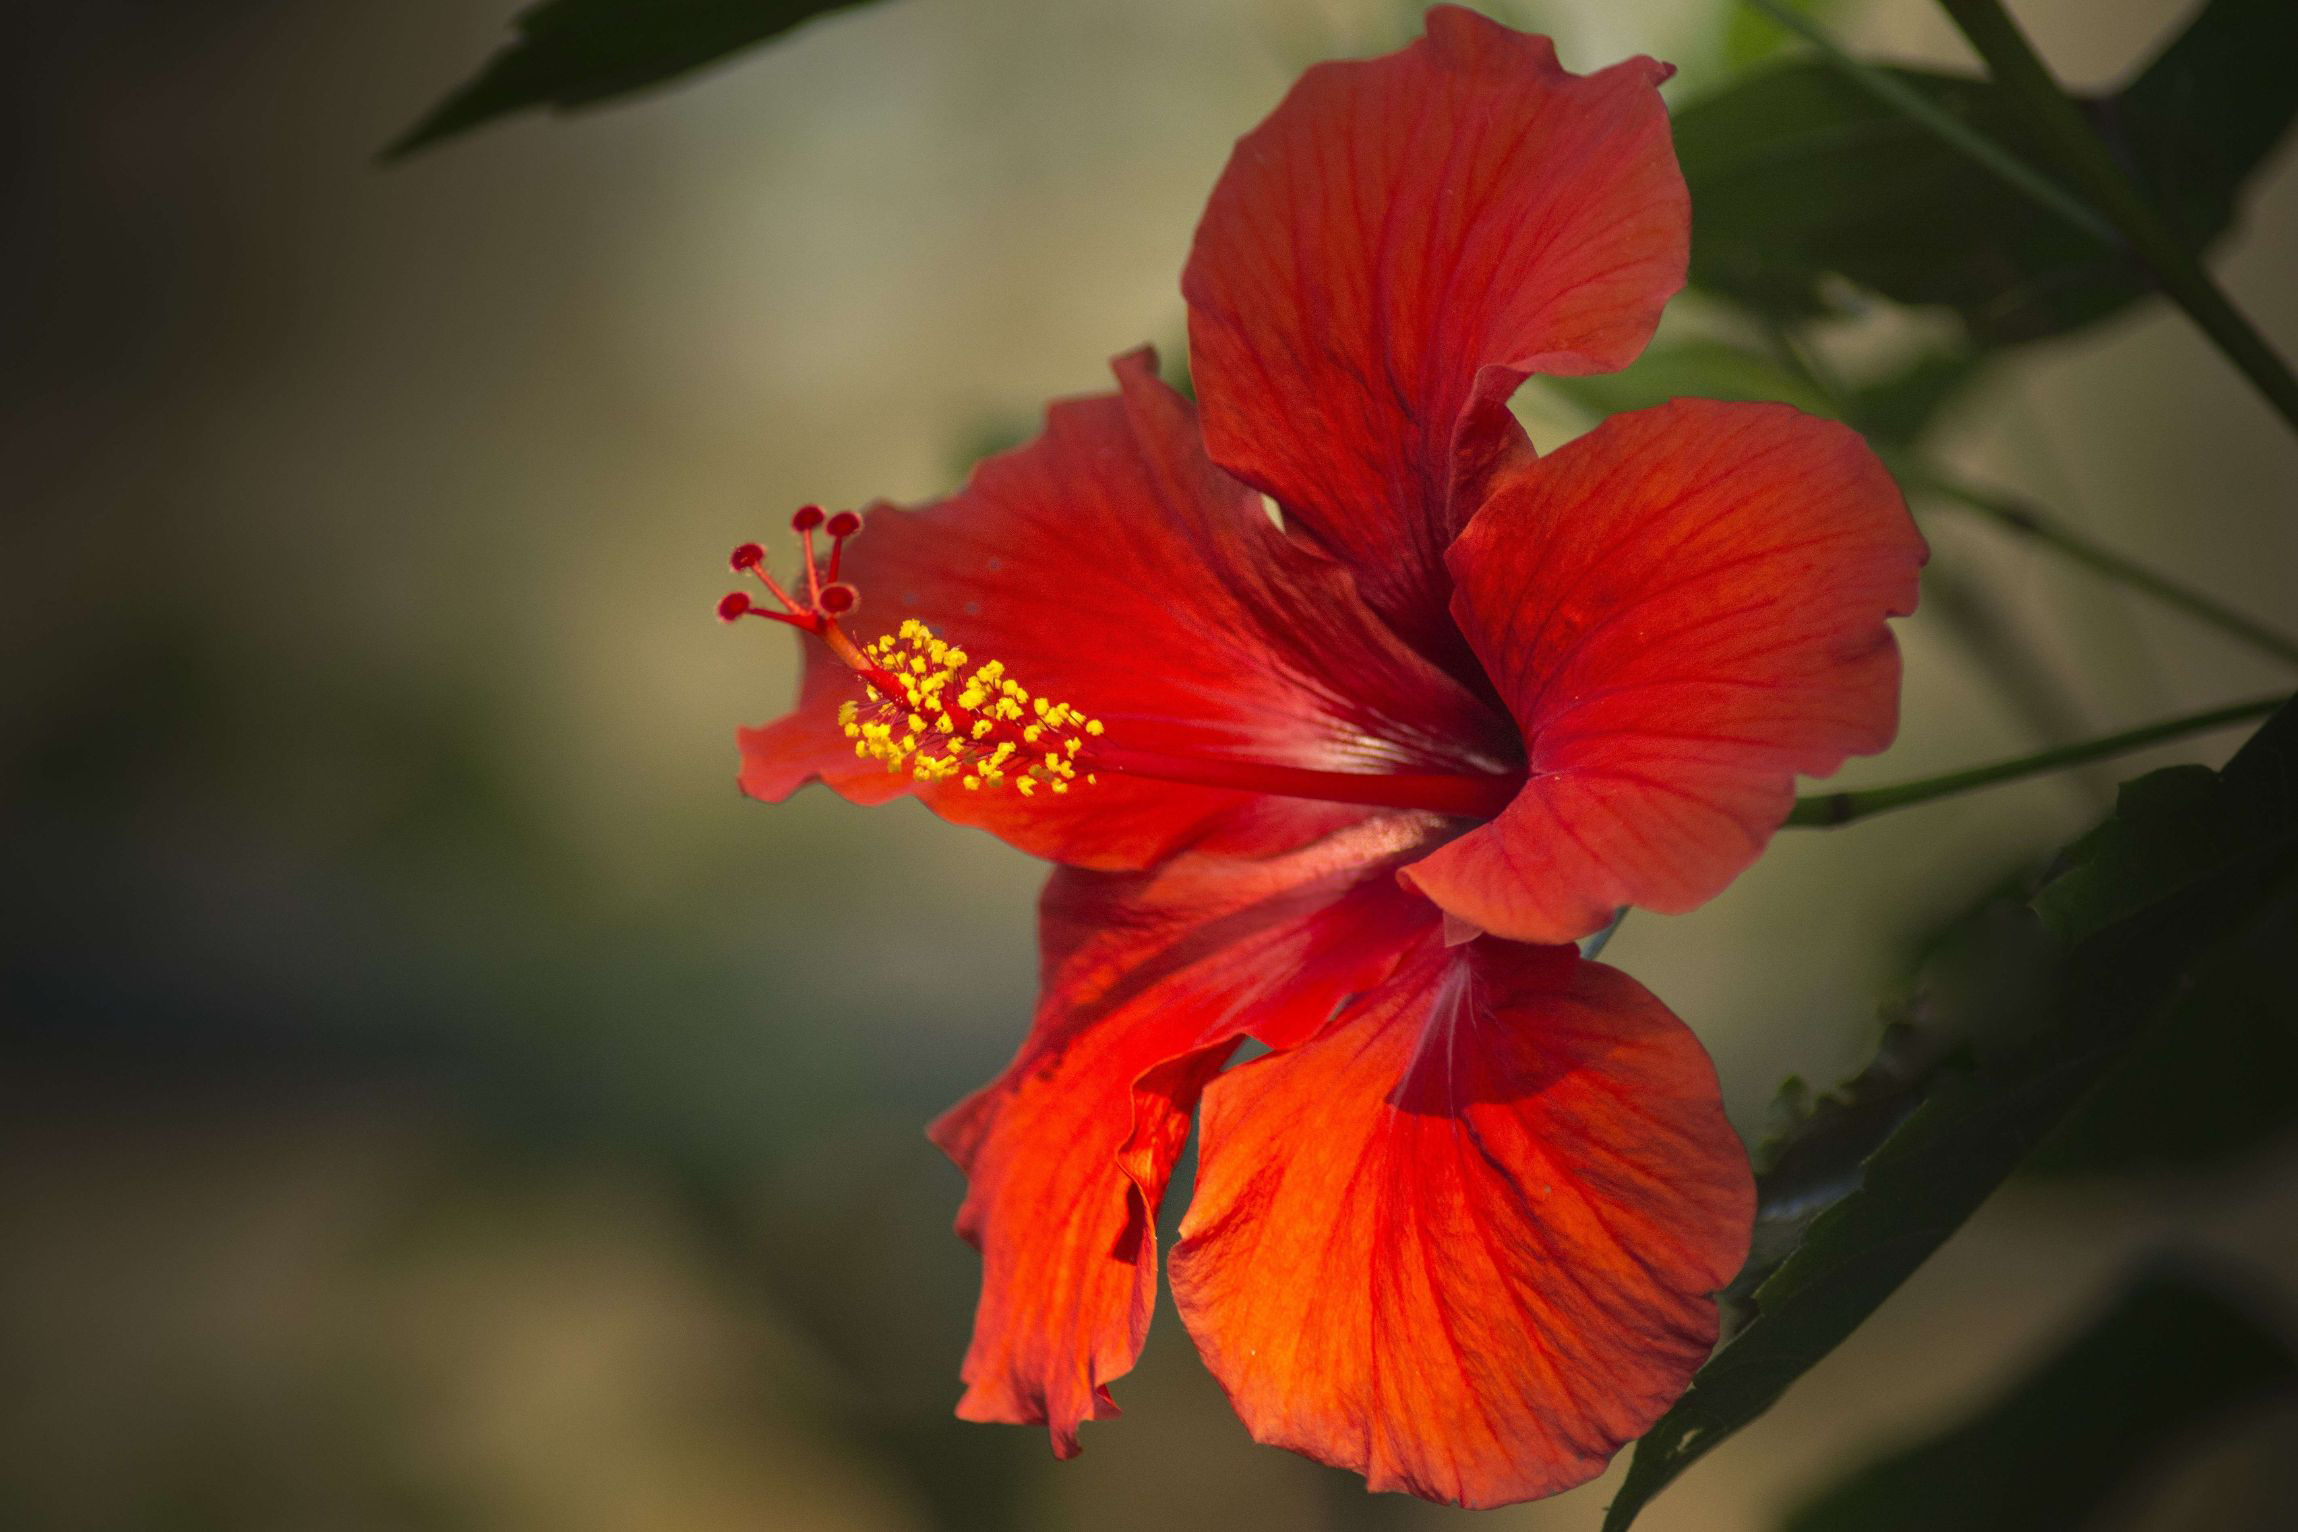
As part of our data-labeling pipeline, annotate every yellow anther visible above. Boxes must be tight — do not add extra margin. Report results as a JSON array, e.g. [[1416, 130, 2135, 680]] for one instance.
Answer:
[[842, 617, 1106, 799]]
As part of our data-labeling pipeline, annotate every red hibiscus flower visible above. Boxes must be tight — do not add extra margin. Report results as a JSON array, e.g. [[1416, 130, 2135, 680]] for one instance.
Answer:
[[721, 7, 1924, 1509]]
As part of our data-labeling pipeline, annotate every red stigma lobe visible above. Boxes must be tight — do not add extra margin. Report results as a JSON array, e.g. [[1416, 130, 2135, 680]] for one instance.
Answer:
[[717, 507, 867, 635]]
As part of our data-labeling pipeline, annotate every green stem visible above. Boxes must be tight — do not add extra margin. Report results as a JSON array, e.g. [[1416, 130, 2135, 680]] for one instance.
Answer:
[[1740, 0, 2111, 241], [1894, 465, 2298, 668], [1787, 695, 2286, 827], [1937, 0, 2298, 436]]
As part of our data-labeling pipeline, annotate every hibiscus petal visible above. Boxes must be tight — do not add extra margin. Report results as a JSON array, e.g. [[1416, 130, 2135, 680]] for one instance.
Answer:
[[1170, 937, 1752, 1508], [1409, 399, 1926, 944], [1184, 6, 1687, 659], [740, 348, 1504, 869], [931, 816, 1442, 1455]]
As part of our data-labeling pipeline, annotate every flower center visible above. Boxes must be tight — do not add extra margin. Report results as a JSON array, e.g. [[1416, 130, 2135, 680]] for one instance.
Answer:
[[719, 508, 1525, 818]]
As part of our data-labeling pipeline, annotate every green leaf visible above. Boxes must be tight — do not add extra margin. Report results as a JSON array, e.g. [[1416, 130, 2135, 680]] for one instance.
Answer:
[[386, 0, 885, 158], [1735, 1021, 1953, 1313], [1541, 340, 1834, 420], [2113, 0, 2298, 250], [1842, 348, 1984, 449], [1734, 863, 2055, 1311], [1601, 700, 2298, 1532], [2030, 876, 2298, 1174], [1722, 0, 1848, 74], [2034, 733, 2298, 943], [1782, 1269, 2298, 1532], [1676, 0, 2298, 345], [1541, 339, 1979, 450]]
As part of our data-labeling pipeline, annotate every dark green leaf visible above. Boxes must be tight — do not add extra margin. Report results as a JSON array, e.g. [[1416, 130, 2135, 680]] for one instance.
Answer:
[[1783, 1269, 2298, 1532], [2035, 715, 2297, 944], [1541, 339, 1980, 450], [1602, 700, 2298, 1531], [1736, 1022, 1952, 1312], [1541, 340, 1833, 420], [387, 0, 885, 158], [1676, 0, 2298, 345], [1722, 0, 1848, 74], [1750, 842, 2298, 1188], [2030, 877, 2298, 1174], [1842, 348, 1985, 448], [2112, 0, 2298, 253], [1736, 864, 2058, 1308]]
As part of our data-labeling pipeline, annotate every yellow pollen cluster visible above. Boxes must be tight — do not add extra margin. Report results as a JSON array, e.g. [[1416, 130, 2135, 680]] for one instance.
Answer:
[[838, 618, 1104, 793]]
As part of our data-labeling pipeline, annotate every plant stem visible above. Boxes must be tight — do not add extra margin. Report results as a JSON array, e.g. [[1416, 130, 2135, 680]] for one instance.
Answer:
[[1786, 695, 2287, 827], [1894, 465, 2298, 668], [1740, 0, 2111, 241], [1936, 0, 2298, 436]]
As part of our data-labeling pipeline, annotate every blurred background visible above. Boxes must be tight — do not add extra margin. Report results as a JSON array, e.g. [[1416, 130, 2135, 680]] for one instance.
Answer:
[[5, 0, 2295, 1527]]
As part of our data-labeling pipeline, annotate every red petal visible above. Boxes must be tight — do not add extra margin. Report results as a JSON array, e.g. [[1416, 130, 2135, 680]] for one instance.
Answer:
[[1171, 937, 1752, 1508], [739, 348, 1503, 869], [1184, 6, 1686, 658], [1408, 400, 1926, 944], [930, 816, 1442, 1455]]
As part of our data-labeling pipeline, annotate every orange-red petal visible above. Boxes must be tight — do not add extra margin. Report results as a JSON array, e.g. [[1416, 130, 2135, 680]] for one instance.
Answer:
[[930, 816, 1443, 1455], [1184, 6, 1687, 660], [1170, 936, 1752, 1508], [739, 349, 1505, 870], [1408, 399, 1926, 944]]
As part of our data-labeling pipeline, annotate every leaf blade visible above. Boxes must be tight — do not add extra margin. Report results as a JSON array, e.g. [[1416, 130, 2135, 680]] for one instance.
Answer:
[[1674, 0, 2298, 345], [1601, 701, 2298, 1531], [387, 0, 886, 159], [1782, 1268, 2298, 1532]]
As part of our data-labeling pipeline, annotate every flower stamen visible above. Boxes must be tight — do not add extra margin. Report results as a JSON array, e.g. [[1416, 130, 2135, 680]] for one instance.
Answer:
[[719, 512, 1525, 816], [843, 619, 1101, 792]]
